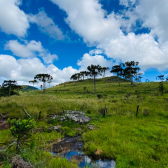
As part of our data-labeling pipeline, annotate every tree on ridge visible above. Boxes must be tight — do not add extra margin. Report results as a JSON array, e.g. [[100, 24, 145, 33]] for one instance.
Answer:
[[80, 71, 87, 80], [34, 74, 53, 93], [70, 73, 81, 84], [2, 80, 21, 96], [122, 61, 140, 85], [29, 79, 38, 87], [101, 67, 109, 78], [156, 75, 164, 81], [70, 74, 77, 81], [110, 65, 123, 86], [87, 64, 102, 93]]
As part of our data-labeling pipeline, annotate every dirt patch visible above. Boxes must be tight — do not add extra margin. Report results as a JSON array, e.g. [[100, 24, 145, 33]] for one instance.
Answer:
[[0, 121, 8, 130], [12, 155, 34, 168], [0, 113, 9, 130]]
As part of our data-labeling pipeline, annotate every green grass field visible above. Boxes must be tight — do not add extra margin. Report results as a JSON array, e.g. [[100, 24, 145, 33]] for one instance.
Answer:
[[0, 77, 168, 168]]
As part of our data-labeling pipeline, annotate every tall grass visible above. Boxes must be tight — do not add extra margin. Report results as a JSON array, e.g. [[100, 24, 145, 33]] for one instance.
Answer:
[[1, 79, 168, 167]]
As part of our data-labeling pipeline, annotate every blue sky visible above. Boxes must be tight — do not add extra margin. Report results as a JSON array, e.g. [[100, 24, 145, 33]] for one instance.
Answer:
[[0, 0, 168, 86]]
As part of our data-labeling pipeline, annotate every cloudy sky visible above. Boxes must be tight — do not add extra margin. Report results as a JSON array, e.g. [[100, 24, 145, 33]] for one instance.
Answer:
[[0, 0, 168, 86]]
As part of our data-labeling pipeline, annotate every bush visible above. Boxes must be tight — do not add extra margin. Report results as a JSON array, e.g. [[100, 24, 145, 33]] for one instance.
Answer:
[[97, 94, 103, 99], [87, 110, 91, 114], [142, 107, 149, 116]]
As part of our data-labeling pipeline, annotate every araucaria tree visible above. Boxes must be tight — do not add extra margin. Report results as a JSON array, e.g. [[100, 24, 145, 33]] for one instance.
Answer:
[[135, 73, 143, 82], [101, 67, 109, 77], [80, 71, 87, 80], [122, 61, 140, 85], [47, 78, 52, 88], [1, 80, 21, 96], [146, 79, 150, 82], [29, 79, 38, 87], [87, 64, 102, 93], [70, 74, 77, 81], [76, 73, 81, 81], [70, 73, 81, 83], [156, 75, 164, 81], [110, 65, 123, 86], [34, 74, 53, 93], [85, 71, 90, 79]]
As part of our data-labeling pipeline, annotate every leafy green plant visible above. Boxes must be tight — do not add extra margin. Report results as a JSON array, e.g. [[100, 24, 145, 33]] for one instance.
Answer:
[[7, 118, 36, 153]]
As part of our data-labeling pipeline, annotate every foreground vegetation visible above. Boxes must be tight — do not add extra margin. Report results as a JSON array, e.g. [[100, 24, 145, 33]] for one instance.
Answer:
[[0, 77, 168, 168]]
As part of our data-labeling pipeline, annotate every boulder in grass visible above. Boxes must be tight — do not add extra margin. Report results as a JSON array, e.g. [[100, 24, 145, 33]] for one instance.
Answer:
[[66, 111, 91, 124], [48, 110, 91, 124]]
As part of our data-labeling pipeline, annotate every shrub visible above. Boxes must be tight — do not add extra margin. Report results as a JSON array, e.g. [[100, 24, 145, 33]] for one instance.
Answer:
[[97, 94, 103, 99], [87, 110, 91, 114], [142, 107, 149, 116]]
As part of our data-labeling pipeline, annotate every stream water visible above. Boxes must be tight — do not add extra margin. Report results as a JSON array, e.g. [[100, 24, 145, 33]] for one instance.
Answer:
[[52, 136, 116, 168], [53, 150, 116, 168]]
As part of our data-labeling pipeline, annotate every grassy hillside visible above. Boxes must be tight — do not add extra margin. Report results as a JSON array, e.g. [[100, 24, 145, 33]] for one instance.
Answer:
[[0, 77, 168, 168]]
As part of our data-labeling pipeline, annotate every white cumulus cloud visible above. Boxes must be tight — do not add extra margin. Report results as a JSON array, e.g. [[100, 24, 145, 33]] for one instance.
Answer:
[[99, 32, 168, 70], [135, 0, 168, 44], [50, 0, 120, 45], [51, 0, 168, 71], [0, 0, 29, 36], [29, 10, 65, 40], [119, 0, 137, 7], [77, 53, 112, 71], [120, 0, 168, 44], [0, 55, 78, 86], [5, 40, 58, 64], [0, 55, 20, 79]]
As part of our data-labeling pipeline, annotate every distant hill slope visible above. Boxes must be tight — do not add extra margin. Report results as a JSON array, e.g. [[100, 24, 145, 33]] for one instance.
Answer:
[[54, 76, 128, 86], [21, 85, 39, 91], [55, 76, 128, 87], [47, 76, 130, 94]]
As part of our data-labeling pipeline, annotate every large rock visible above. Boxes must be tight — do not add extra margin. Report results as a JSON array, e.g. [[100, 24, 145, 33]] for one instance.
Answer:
[[49, 111, 91, 124], [66, 111, 91, 124]]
